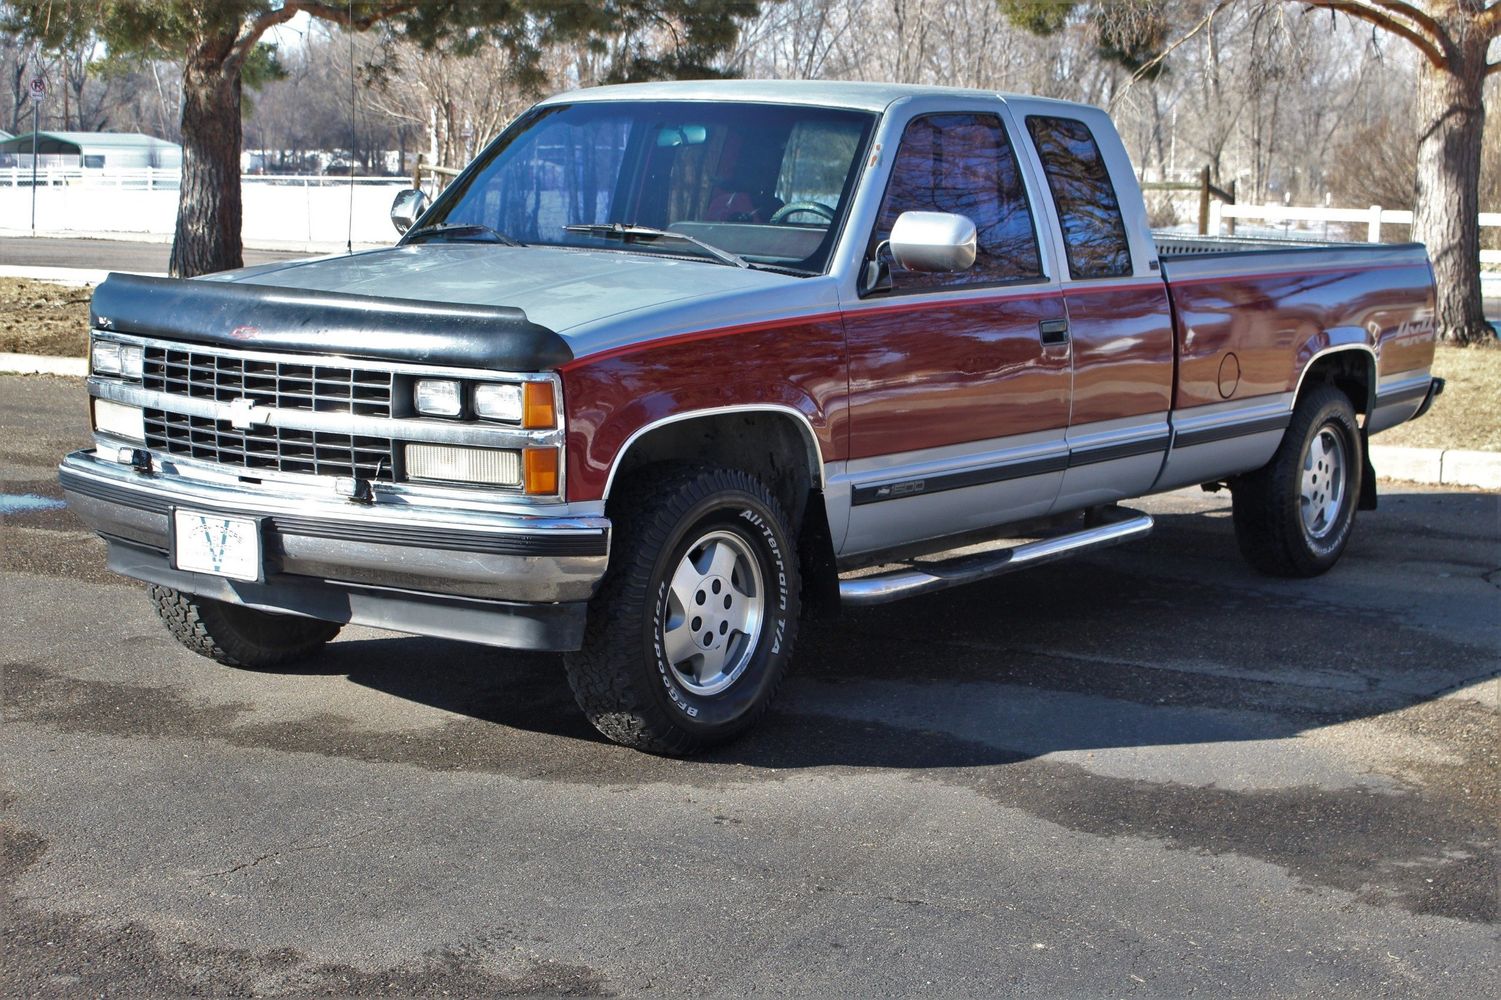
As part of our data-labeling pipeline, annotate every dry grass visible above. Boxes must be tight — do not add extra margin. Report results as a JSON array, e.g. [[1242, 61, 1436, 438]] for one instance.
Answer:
[[1375, 345, 1501, 453], [0, 278, 92, 356], [1, 278, 1495, 452]]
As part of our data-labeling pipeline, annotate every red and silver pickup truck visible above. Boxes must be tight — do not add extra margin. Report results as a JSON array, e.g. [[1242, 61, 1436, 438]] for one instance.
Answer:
[[61, 81, 1443, 753]]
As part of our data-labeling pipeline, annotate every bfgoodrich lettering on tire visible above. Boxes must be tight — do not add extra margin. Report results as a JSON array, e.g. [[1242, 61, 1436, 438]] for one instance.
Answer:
[[563, 464, 801, 754], [1232, 385, 1362, 577]]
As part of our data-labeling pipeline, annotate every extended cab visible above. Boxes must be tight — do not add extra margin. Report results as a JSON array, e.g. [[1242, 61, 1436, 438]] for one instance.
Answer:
[[61, 81, 1443, 753]]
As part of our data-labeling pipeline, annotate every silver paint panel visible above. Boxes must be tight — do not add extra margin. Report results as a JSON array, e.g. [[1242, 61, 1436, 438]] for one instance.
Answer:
[[1368, 372, 1433, 435], [1056, 412, 1171, 511], [833, 428, 1066, 557], [1154, 394, 1294, 492]]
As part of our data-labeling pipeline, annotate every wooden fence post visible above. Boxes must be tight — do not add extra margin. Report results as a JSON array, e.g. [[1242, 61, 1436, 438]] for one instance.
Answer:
[[1198, 166, 1211, 236]]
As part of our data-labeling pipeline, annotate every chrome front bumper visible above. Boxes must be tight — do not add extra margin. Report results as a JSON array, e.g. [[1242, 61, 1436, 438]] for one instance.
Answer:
[[59, 450, 611, 651]]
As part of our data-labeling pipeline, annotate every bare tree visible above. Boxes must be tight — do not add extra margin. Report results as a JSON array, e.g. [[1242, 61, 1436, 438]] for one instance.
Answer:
[[1291, 1, 1498, 343]]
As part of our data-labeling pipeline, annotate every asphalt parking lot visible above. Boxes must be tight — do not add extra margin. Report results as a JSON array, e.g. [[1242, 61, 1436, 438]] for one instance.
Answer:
[[2, 374, 1497, 998]]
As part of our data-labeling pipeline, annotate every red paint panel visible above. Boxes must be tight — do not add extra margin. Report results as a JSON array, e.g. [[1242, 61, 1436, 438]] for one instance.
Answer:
[[844, 290, 1069, 459], [561, 317, 848, 502], [1062, 281, 1174, 424], [1167, 263, 1436, 409]]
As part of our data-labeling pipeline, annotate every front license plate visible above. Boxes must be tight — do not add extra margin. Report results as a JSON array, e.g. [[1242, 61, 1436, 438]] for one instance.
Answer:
[[172, 510, 262, 582]]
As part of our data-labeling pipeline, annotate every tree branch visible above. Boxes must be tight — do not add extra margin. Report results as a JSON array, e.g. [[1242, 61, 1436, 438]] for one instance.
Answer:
[[228, 2, 418, 72], [1111, 0, 1235, 109], [1480, 2, 1501, 36], [228, 6, 303, 70], [284, 2, 419, 32], [1364, 1, 1449, 46], [1296, 1, 1447, 66]]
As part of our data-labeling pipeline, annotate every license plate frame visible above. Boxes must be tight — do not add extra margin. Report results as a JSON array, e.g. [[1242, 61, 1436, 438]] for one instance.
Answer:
[[170, 509, 264, 583]]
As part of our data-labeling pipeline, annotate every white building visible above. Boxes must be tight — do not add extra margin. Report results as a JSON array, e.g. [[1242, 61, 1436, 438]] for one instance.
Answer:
[[0, 131, 181, 172]]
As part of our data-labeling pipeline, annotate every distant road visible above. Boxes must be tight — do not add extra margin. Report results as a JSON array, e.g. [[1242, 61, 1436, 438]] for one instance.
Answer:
[[0, 237, 312, 273]]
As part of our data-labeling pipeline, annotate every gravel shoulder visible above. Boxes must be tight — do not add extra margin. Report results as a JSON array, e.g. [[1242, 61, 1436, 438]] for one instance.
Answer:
[[0, 278, 91, 357]]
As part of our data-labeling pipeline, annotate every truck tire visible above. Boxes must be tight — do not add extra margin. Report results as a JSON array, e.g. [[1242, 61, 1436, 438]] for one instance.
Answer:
[[149, 585, 342, 669], [564, 464, 801, 755], [1231, 385, 1362, 577]]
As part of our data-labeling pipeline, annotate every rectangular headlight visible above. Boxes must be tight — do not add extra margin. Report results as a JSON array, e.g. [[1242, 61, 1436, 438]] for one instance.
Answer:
[[405, 444, 521, 487], [120, 344, 143, 379], [90, 341, 143, 380], [473, 382, 523, 422], [93, 399, 145, 442], [91, 340, 121, 375], [414, 378, 462, 417]]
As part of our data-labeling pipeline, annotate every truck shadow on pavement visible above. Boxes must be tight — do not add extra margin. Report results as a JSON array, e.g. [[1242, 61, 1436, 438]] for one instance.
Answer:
[[310, 502, 1497, 775], [275, 500, 1496, 923]]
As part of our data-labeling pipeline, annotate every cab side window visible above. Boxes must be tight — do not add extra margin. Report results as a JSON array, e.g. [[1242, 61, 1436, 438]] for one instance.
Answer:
[[873, 113, 1042, 292], [1025, 116, 1132, 279]]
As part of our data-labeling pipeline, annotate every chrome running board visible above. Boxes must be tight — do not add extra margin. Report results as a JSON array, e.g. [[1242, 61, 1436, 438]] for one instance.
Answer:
[[838, 507, 1154, 607]]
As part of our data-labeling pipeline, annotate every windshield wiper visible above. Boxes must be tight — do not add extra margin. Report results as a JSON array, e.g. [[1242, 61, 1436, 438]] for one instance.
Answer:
[[562, 222, 749, 269], [405, 223, 525, 247]]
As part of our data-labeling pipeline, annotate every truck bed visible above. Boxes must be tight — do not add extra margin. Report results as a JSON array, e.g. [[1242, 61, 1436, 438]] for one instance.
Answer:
[[1154, 238, 1436, 451]]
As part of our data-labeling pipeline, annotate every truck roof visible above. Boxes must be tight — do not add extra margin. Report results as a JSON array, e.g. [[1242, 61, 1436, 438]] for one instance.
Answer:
[[539, 79, 1096, 115]]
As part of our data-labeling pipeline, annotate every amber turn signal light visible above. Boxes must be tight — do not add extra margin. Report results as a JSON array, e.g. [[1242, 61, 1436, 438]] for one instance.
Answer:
[[523, 447, 559, 495], [522, 382, 556, 429]]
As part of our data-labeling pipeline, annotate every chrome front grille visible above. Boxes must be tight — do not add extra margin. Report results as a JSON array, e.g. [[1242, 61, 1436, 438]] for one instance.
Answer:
[[141, 345, 396, 480], [142, 346, 394, 415], [143, 410, 394, 480]]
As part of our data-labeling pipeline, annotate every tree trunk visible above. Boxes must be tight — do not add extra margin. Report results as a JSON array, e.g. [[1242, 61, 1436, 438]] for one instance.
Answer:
[[170, 45, 243, 277], [1412, 18, 1492, 345]]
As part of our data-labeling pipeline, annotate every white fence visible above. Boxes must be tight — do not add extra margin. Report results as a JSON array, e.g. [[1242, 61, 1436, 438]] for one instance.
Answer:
[[0, 169, 411, 250], [0, 165, 181, 189], [1208, 201, 1501, 267]]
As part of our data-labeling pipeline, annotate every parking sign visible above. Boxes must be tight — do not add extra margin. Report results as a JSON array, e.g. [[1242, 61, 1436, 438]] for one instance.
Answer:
[[28, 76, 46, 102]]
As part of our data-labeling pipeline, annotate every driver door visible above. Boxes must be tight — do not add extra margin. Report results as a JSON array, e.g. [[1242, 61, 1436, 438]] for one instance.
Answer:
[[839, 110, 1071, 556]]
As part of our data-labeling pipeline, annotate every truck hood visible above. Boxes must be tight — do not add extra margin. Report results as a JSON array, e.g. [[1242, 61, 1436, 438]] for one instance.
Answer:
[[212, 243, 799, 338]]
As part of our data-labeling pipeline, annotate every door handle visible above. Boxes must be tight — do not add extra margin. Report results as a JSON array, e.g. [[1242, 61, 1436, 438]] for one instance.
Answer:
[[1039, 318, 1070, 346]]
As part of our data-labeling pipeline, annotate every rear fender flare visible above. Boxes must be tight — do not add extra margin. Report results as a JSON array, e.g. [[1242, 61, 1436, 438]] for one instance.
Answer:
[[1293, 335, 1377, 414]]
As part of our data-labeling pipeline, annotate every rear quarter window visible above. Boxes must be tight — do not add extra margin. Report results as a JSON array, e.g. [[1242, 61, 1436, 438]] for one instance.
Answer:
[[1026, 116, 1132, 280]]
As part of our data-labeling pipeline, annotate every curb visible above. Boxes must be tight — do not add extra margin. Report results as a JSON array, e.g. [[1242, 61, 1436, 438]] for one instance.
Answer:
[[0, 352, 87, 377], [1369, 444, 1501, 490], [0, 228, 386, 255], [0, 264, 165, 285]]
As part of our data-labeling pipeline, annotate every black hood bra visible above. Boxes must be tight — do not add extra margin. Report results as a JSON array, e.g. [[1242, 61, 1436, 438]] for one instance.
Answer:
[[89, 272, 573, 371]]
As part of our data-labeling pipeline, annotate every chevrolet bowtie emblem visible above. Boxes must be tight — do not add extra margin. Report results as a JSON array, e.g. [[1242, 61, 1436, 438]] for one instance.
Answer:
[[225, 397, 265, 430]]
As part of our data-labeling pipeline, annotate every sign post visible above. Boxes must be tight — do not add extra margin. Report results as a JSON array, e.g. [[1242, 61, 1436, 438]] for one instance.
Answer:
[[28, 75, 46, 235]]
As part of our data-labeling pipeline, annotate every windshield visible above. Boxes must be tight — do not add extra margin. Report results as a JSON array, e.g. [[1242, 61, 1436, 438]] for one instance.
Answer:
[[418, 100, 877, 274]]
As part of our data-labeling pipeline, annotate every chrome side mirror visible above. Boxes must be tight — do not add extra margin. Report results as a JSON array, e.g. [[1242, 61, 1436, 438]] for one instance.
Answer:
[[390, 188, 429, 235], [888, 210, 977, 273]]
